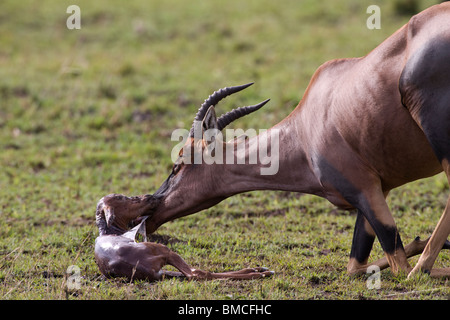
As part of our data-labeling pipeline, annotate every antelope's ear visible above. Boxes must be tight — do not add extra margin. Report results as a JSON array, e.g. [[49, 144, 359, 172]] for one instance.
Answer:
[[202, 106, 219, 148], [202, 106, 218, 132]]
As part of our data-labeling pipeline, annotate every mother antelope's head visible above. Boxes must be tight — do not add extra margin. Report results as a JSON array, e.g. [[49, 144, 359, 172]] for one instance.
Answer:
[[145, 83, 270, 233]]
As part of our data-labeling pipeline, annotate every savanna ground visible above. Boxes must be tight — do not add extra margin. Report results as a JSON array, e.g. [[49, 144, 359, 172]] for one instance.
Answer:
[[0, 0, 449, 300]]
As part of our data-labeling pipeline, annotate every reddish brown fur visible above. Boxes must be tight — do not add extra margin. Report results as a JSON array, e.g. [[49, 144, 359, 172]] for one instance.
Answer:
[[141, 4, 450, 278]]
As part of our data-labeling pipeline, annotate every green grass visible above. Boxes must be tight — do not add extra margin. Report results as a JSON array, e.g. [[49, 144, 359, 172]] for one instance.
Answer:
[[1, 0, 449, 300]]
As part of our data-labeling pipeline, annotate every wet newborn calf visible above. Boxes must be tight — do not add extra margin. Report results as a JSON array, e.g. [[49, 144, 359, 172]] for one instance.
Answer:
[[94, 194, 274, 281]]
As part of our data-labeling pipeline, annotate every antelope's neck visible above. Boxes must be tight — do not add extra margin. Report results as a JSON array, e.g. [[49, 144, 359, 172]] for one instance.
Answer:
[[220, 115, 322, 196]]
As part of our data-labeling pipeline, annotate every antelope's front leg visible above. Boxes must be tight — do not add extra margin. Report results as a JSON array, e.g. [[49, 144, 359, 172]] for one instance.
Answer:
[[316, 156, 411, 274], [346, 214, 437, 275], [355, 191, 411, 275], [347, 212, 376, 275], [323, 171, 410, 274]]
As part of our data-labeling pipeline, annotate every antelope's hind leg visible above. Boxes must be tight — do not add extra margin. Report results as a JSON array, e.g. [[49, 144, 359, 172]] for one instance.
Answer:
[[401, 112, 450, 277], [406, 81, 450, 276], [409, 193, 450, 277], [400, 37, 450, 277]]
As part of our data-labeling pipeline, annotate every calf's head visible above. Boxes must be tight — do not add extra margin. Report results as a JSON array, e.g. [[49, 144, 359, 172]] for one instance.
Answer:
[[95, 193, 160, 235]]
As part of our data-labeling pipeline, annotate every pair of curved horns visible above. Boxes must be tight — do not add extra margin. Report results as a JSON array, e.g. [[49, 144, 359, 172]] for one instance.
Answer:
[[189, 83, 270, 137]]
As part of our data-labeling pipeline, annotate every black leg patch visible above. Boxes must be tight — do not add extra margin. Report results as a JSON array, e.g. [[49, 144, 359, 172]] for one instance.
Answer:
[[350, 211, 375, 263], [371, 222, 403, 255]]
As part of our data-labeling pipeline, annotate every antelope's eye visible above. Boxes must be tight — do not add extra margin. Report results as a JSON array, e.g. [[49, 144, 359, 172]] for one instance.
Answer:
[[172, 163, 181, 175]]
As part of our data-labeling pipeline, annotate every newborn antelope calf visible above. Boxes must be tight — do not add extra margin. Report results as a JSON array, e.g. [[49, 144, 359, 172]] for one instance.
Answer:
[[94, 194, 274, 281]]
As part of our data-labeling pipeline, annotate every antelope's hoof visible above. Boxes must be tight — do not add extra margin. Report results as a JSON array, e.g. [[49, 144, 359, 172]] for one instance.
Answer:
[[254, 267, 275, 278], [407, 265, 430, 279]]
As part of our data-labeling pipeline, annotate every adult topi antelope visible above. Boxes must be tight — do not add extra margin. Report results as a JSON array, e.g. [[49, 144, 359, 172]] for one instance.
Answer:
[[130, 3, 450, 278]]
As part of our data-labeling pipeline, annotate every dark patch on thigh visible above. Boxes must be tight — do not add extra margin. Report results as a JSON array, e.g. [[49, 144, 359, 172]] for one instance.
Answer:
[[400, 37, 450, 163]]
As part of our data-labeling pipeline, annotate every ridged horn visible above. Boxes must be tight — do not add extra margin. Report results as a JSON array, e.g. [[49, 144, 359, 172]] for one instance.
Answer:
[[189, 83, 254, 137], [217, 99, 270, 131]]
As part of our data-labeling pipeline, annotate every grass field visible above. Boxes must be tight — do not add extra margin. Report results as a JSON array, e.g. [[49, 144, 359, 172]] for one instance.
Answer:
[[1, 0, 449, 300]]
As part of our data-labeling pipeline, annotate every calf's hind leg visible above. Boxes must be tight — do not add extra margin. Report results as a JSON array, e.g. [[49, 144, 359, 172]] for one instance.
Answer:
[[165, 248, 274, 280]]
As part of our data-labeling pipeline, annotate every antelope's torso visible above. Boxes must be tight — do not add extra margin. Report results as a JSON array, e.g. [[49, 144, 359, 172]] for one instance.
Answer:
[[281, 4, 450, 207], [95, 234, 171, 280]]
